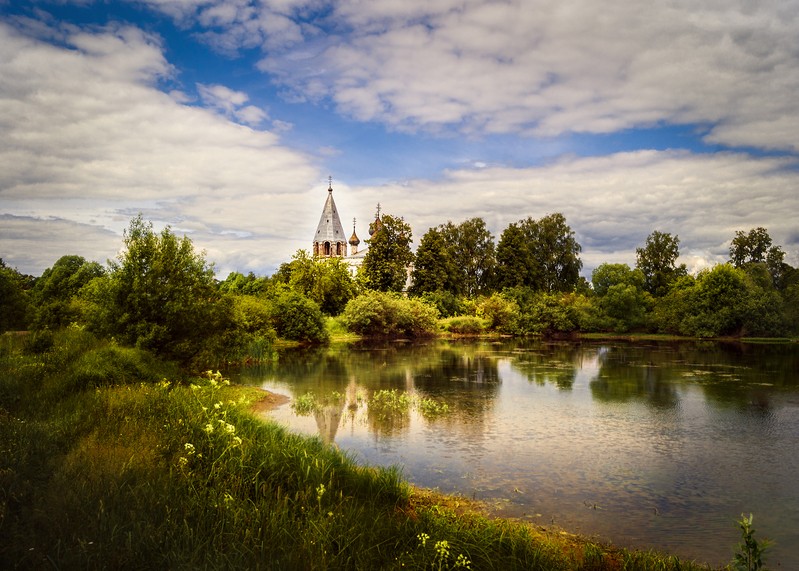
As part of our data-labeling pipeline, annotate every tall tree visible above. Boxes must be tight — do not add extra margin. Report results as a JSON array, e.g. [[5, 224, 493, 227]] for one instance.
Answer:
[[0, 259, 31, 332], [274, 249, 356, 315], [729, 227, 786, 288], [635, 231, 687, 297], [496, 213, 582, 293], [30, 255, 105, 330], [90, 215, 231, 362], [440, 217, 496, 296], [409, 227, 457, 295], [361, 213, 414, 292]]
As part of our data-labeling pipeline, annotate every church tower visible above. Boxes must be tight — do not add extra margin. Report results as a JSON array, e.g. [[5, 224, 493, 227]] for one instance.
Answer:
[[313, 177, 347, 258]]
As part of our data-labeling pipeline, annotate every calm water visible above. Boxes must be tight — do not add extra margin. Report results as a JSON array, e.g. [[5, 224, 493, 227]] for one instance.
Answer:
[[231, 339, 799, 567]]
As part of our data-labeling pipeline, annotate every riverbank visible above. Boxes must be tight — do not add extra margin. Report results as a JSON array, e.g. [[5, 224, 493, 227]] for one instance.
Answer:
[[1, 329, 731, 569]]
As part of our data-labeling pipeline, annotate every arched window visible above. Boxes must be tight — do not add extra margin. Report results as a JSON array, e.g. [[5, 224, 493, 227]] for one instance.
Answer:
[[324, 242, 331, 256]]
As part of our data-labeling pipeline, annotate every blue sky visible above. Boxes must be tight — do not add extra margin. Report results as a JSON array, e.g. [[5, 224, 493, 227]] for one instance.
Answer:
[[1, 0, 798, 279]]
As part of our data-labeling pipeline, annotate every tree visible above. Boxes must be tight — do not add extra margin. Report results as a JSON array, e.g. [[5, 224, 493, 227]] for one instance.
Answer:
[[273, 250, 356, 315], [496, 213, 582, 293], [440, 218, 496, 296], [729, 227, 786, 288], [0, 259, 30, 332], [218, 271, 267, 295], [361, 213, 414, 292], [635, 231, 687, 297], [409, 227, 457, 295], [591, 263, 645, 296], [266, 289, 329, 343], [91, 215, 232, 363], [591, 263, 651, 332], [30, 255, 105, 330]]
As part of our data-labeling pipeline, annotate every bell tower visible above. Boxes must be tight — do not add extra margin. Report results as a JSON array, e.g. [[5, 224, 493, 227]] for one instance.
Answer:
[[313, 177, 347, 258]]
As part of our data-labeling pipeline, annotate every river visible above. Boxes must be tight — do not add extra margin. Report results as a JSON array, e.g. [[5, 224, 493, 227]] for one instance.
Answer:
[[231, 338, 799, 568]]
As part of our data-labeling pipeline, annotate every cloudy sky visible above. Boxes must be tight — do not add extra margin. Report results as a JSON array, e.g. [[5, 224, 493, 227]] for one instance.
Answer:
[[1, 0, 798, 279]]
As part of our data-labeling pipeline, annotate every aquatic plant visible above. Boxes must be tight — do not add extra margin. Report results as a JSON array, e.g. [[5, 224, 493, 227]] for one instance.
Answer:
[[733, 513, 772, 571]]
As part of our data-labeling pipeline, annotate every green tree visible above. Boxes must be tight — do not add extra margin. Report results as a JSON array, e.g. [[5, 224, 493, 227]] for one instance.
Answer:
[[0, 259, 30, 332], [654, 264, 785, 337], [591, 263, 645, 296], [440, 218, 496, 296], [91, 215, 233, 363], [496, 213, 582, 293], [218, 271, 267, 295], [409, 227, 457, 295], [30, 255, 105, 330], [635, 231, 687, 296], [729, 227, 786, 288], [591, 263, 651, 332], [274, 250, 356, 315], [361, 214, 414, 292], [266, 289, 329, 343]]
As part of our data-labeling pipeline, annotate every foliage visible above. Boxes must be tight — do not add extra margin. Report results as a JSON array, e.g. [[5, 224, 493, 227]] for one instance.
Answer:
[[417, 290, 466, 318], [409, 226, 459, 295], [652, 264, 788, 337], [475, 292, 520, 333], [217, 271, 268, 295], [341, 290, 439, 337], [591, 264, 652, 332], [729, 227, 786, 289], [266, 288, 329, 344], [733, 513, 772, 571], [85, 215, 238, 365], [635, 231, 688, 297], [496, 213, 582, 293], [439, 218, 497, 296], [30, 255, 105, 330], [273, 249, 357, 315], [440, 316, 489, 335], [361, 213, 414, 292], [0, 258, 30, 332]]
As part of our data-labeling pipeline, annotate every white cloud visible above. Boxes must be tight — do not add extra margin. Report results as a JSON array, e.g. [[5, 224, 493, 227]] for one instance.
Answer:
[[197, 82, 268, 125], [253, 0, 799, 151], [0, 20, 319, 275]]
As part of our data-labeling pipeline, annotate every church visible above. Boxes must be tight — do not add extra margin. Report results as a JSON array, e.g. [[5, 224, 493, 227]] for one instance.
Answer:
[[312, 178, 381, 277]]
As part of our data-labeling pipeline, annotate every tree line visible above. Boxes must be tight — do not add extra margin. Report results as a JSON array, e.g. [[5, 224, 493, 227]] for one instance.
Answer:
[[2, 212, 797, 368]]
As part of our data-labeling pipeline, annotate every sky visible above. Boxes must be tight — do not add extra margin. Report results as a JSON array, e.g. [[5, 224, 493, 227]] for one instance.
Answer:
[[1, 0, 798, 280]]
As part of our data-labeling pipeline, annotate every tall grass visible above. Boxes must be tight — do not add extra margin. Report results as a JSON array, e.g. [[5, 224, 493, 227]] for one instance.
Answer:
[[1, 329, 722, 570]]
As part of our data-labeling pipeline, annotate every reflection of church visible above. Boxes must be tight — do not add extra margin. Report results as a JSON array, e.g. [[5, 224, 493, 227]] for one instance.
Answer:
[[312, 177, 382, 276]]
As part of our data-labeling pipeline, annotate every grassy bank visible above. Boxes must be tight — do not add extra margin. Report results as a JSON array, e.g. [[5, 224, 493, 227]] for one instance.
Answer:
[[1, 329, 724, 569]]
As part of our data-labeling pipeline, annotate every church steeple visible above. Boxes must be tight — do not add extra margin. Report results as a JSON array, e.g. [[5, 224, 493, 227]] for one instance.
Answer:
[[349, 218, 361, 255], [313, 177, 348, 258]]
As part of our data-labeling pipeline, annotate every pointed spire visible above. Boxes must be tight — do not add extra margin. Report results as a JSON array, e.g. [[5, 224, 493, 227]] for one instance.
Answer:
[[313, 177, 347, 257]]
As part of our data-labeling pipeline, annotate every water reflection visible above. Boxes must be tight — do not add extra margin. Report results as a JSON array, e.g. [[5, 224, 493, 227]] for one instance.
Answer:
[[230, 339, 799, 568]]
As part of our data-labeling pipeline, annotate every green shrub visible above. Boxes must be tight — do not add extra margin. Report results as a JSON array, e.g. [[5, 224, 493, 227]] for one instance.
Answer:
[[440, 315, 488, 335], [341, 291, 439, 338], [266, 290, 329, 344], [475, 293, 519, 333]]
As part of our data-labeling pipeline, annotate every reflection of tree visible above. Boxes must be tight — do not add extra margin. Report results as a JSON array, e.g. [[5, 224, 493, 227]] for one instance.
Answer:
[[590, 343, 678, 407], [508, 341, 581, 389]]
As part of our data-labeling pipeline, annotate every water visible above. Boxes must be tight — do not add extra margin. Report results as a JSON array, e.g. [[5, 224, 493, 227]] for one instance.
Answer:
[[231, 339, 799, 567]]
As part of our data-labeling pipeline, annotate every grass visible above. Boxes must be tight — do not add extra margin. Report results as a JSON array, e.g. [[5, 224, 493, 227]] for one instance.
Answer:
[[1, 329, 727, 570]]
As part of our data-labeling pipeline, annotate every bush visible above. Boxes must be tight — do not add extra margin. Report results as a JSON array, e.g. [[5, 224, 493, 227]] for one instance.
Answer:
[[475, 293, 519, 333], [266, 290, 329, 344], [440, 316, 488, 335], [341, 291, 439, 338]]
